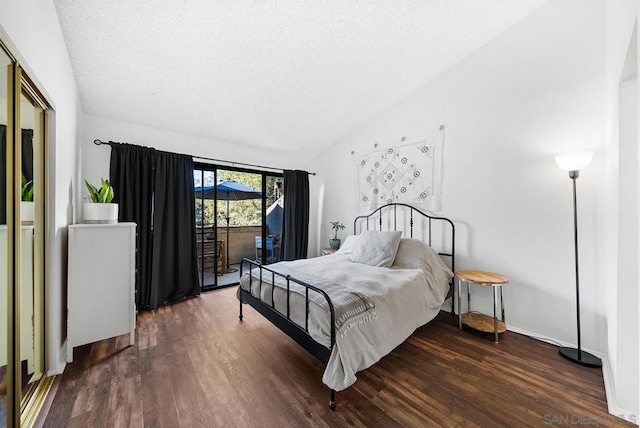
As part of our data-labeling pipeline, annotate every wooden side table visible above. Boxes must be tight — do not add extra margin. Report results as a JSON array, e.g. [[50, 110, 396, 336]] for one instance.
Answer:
[[456, 270, 509, 343], [321, 247, 338, 256]]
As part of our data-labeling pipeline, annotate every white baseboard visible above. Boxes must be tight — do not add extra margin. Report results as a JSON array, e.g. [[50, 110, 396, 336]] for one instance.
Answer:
[[505, 325, 591, 351], [46, 339, 67, 377], [600, 359, 638, 425], [602, 363, 639, 425]]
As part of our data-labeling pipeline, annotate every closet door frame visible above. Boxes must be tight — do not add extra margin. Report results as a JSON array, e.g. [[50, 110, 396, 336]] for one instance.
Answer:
[[4, 39, 20, 428], [18, 73, 50, 427]]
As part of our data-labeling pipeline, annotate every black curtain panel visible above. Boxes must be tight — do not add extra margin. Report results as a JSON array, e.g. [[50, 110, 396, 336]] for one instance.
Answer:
[[110, 143, 200, 310], [282, 169, 310, 260], [149, 151, 200, 308], [0, 125, 6, 225], [110, 143, 157, 309]]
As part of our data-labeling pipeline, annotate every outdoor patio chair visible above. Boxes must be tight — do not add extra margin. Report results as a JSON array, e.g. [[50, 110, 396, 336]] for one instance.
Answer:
[[255, 235, 280, 264]]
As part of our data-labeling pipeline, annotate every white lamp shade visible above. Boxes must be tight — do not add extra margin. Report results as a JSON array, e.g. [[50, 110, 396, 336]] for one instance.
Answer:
[[555, 151, 593, 171]]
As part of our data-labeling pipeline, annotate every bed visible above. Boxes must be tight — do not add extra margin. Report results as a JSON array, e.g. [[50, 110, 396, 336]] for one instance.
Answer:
[[238, 203, 455, 410]]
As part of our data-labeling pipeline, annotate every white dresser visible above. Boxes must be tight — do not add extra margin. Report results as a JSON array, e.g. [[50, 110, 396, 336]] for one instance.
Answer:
[[67, 223, 136, 362]]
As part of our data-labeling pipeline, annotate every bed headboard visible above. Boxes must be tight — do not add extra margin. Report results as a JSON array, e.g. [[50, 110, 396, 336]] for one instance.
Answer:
[[353, 202, 455, 277]]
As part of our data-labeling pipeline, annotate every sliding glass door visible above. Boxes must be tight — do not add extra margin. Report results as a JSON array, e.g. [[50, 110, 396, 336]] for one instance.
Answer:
[[194, 164, 283, 291]]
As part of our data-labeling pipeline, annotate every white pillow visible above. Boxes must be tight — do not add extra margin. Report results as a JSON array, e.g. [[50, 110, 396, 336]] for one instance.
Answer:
[[392, 238, 454, 283], [335, 235, 358, 255], [351, 230, 402, 267], [393, 238, 436, 269]]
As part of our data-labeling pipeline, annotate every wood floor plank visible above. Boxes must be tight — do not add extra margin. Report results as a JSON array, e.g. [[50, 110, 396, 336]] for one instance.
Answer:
[[107, 375, 144, 428], [44, 287, 632, 427], [138, 347, 181, 428], [69, 353, 111, 418]]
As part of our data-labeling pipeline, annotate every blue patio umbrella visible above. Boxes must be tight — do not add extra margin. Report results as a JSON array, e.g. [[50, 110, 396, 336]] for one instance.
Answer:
[[195, 180, 262, 269]]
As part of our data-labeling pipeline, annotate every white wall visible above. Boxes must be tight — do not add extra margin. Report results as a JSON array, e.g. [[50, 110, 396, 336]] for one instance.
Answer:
[[318, 0, 640, 419], [605, 0, 640, 421], [617, 77, 639, 418], [79, 113, 321, 256], [0, 0, 80, 374], [320, 0, 608, 359]]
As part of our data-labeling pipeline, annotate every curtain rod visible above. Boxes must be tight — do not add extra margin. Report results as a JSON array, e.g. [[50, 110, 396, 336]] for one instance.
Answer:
[[93, 139, 316, 176]]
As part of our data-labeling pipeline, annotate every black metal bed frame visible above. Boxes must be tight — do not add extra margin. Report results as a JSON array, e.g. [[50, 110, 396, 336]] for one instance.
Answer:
[[238, 203, 455, 411]]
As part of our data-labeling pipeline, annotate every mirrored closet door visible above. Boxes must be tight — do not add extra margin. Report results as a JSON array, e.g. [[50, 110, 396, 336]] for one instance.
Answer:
[[0, 39, 49, 427], [19, 84, 46, 407]]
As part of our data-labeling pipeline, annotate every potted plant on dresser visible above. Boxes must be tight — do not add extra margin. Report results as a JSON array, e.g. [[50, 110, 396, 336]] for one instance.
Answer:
[[20, 173, 34, 224], [83, 178, 118, 224], [329, 221, 345, 249]]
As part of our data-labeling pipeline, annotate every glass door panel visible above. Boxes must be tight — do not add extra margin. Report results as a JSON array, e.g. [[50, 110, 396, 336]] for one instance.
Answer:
[[194, 168, 220, 289], [216, 170, 262, 272], [264, 175, 283, 264]]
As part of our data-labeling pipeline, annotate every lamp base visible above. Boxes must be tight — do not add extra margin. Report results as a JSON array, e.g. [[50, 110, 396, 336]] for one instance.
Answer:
[[559, 347, 602, 368]]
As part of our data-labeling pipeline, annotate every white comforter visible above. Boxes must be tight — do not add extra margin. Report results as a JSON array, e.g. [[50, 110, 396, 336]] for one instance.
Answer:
[[239, 251, 451, 391]]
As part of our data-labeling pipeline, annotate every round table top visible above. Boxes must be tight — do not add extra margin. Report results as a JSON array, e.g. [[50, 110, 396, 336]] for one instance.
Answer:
[[456, 270, 509, 285]]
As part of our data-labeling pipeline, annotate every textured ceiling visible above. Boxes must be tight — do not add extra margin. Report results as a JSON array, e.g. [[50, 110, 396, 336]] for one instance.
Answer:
[[54, 0, 549, 157]]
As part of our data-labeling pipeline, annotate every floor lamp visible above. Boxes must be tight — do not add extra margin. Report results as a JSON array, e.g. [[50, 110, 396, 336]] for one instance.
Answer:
[[555, 151, 602, 368]]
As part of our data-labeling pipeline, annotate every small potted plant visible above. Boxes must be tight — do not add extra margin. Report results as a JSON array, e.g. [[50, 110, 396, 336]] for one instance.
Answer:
[[21, 173, 34, 223], [329, 221, 345, 249], [83, 178, 118, 224]]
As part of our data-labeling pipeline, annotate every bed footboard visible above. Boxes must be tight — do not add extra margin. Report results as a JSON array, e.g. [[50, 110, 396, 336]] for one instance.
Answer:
[[238, 258, 338, 411]]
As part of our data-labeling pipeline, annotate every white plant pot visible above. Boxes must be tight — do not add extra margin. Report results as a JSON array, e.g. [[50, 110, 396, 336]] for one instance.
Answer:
[[83, 203, 119, 224], [21, 201, 34, 223]]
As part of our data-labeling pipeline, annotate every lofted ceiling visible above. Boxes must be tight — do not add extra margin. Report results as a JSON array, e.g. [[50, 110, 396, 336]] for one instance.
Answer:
[[53, 0, 549, 157]]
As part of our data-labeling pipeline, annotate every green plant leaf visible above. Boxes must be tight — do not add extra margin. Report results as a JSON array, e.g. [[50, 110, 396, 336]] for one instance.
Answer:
[[85, 178, 114, 203], [85, 180, 100, 202], [24, 184, 34, 202], [21, 176, 34, 202], [105, 185, 114, 203], [330, 221, 345, 231]]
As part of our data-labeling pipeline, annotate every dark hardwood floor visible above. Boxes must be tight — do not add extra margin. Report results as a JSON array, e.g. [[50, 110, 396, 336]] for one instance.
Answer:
[[44, 287, 631, 427]]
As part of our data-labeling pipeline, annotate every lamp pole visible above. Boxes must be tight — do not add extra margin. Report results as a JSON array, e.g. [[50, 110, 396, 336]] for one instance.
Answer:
[[558, 168, 601, 367], [571, 170, 582, 360]]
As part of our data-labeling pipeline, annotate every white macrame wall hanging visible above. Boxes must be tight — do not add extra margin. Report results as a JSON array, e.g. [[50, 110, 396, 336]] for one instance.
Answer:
[[353, 125, 445, 212]]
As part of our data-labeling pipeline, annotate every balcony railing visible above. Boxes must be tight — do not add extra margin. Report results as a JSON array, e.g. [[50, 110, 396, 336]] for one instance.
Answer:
[[196, 225, 262, 266]]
